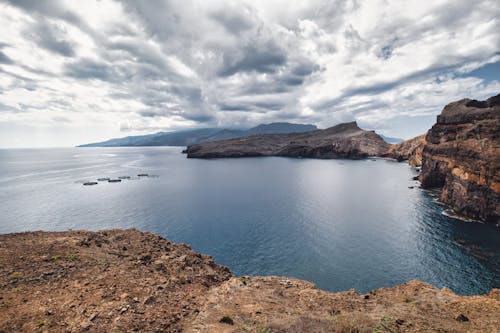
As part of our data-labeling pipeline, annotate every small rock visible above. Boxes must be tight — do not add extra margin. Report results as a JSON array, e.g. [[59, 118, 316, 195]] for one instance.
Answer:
[[80, 321, 92, 330], [140, 255, 152, 264], [219, 316, 234, 325], [364, 295, 370, 299], [144, 296, 155, 305], [456, 314, 469, 322]]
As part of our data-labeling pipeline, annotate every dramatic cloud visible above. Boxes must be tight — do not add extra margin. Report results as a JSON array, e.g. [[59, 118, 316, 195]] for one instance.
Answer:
[[0, 0, 499, 147]]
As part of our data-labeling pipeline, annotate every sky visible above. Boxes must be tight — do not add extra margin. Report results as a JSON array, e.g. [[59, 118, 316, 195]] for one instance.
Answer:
[[0, 0, 499, 147]]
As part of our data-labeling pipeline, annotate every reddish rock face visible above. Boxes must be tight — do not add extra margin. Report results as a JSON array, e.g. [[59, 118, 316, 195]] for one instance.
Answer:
[[420, 93, 500, 223], [388, 134, 426, 167]]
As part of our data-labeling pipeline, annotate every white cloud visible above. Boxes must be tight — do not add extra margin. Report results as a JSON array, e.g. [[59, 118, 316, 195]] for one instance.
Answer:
[[0, 0, 498, 147]]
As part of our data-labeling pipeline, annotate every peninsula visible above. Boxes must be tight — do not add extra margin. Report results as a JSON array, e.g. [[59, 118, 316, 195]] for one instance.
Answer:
[[185, 121, 390, 159]]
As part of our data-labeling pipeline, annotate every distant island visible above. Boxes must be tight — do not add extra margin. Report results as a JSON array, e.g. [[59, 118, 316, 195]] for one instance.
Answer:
[[79, 122, 319, 147]]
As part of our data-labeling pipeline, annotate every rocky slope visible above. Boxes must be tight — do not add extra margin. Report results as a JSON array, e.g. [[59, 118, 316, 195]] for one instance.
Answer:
[[1, 230, 499, 333], [387, 134, 426, 167], [0, 229, 231, 332], [186, 121, 390, 159], [419, 94, 500, 223]]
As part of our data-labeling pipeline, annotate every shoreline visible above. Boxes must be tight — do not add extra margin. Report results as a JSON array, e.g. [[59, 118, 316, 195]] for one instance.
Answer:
[[1, 229, 498, 332]]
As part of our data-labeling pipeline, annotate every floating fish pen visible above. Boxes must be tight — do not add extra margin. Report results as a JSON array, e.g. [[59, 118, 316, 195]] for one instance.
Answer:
[[137, 173, 149, 177], [83, 182, 98, 186], [118, 176, 131, 179], [97, 178, 110, 181], [108, 179, 122, 183]]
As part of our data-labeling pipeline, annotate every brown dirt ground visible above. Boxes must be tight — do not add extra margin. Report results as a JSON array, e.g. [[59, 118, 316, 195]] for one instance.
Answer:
[[0, 230, 498, 333]]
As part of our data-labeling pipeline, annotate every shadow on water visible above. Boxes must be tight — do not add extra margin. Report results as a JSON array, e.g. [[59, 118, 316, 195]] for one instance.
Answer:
[[412, 190, 499, 294]]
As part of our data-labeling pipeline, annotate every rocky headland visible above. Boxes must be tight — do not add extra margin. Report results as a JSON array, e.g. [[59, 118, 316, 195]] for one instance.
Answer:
[[184, 93, 500, 224], [392, 94, 499, 223], [419, 94, 500, 223], [185, 121, 390, 159], [1, 229, 498, 333]]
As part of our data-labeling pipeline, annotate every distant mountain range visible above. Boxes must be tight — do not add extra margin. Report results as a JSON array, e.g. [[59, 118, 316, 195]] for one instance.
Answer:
[[79, 122, 319, 147], [79, 122, 403, 147]]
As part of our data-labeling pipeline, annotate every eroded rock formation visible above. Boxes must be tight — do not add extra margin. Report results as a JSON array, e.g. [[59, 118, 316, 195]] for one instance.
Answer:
[[419, 94, 500, 223], [388, 134, 426, 167]]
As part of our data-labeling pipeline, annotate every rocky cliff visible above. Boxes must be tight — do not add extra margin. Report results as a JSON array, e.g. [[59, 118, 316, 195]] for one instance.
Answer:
[[186, 121, 390, 159], [419, 94, 500, 223], [387, 134, 426, 167], [1, 230, 498, 332]]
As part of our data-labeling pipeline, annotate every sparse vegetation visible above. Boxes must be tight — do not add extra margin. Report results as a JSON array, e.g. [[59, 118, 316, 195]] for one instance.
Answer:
[[10, 271, 22, 279], [1, 230, 498, 332], [403, 296, 414, 303], [332, 313, 375, 333], [239, 276, 248, 285]]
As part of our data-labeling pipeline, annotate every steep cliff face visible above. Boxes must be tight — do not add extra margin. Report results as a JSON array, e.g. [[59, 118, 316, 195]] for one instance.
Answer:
[[388, 134, 426, 166], [420, 94, 500, 223], [186, 121, 391, 159]]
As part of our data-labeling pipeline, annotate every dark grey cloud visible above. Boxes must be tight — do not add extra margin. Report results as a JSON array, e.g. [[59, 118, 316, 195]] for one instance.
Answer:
[[0, 51, 13, 64], [253, 101, 285, 110], [64, 58, 114, 81], [219, 103, 253, 112], [28, 19, 76, 57], [217, 40, 287, 77], [211, 8, 254, 34], [3, 0, 83, 26]]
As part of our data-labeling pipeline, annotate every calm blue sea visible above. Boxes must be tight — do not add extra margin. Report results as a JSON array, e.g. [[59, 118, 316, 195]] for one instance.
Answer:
[[0, 147, 498, 294]]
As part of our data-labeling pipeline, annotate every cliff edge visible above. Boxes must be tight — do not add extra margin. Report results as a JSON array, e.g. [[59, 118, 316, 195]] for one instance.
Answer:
[[419, 94, 500, 223], [1, 230, 498, 332]]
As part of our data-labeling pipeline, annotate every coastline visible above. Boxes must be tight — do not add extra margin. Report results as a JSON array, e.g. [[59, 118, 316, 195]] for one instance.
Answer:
[[1, 229, 498, 332]]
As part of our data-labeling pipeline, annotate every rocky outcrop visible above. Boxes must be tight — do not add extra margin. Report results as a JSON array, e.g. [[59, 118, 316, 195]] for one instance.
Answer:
[[1, 230, 499, 332], [0, 229, 231, 332], [419, 93, 500, 223], [186, 121, 391, 159], [388, 134, 426, 166]]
